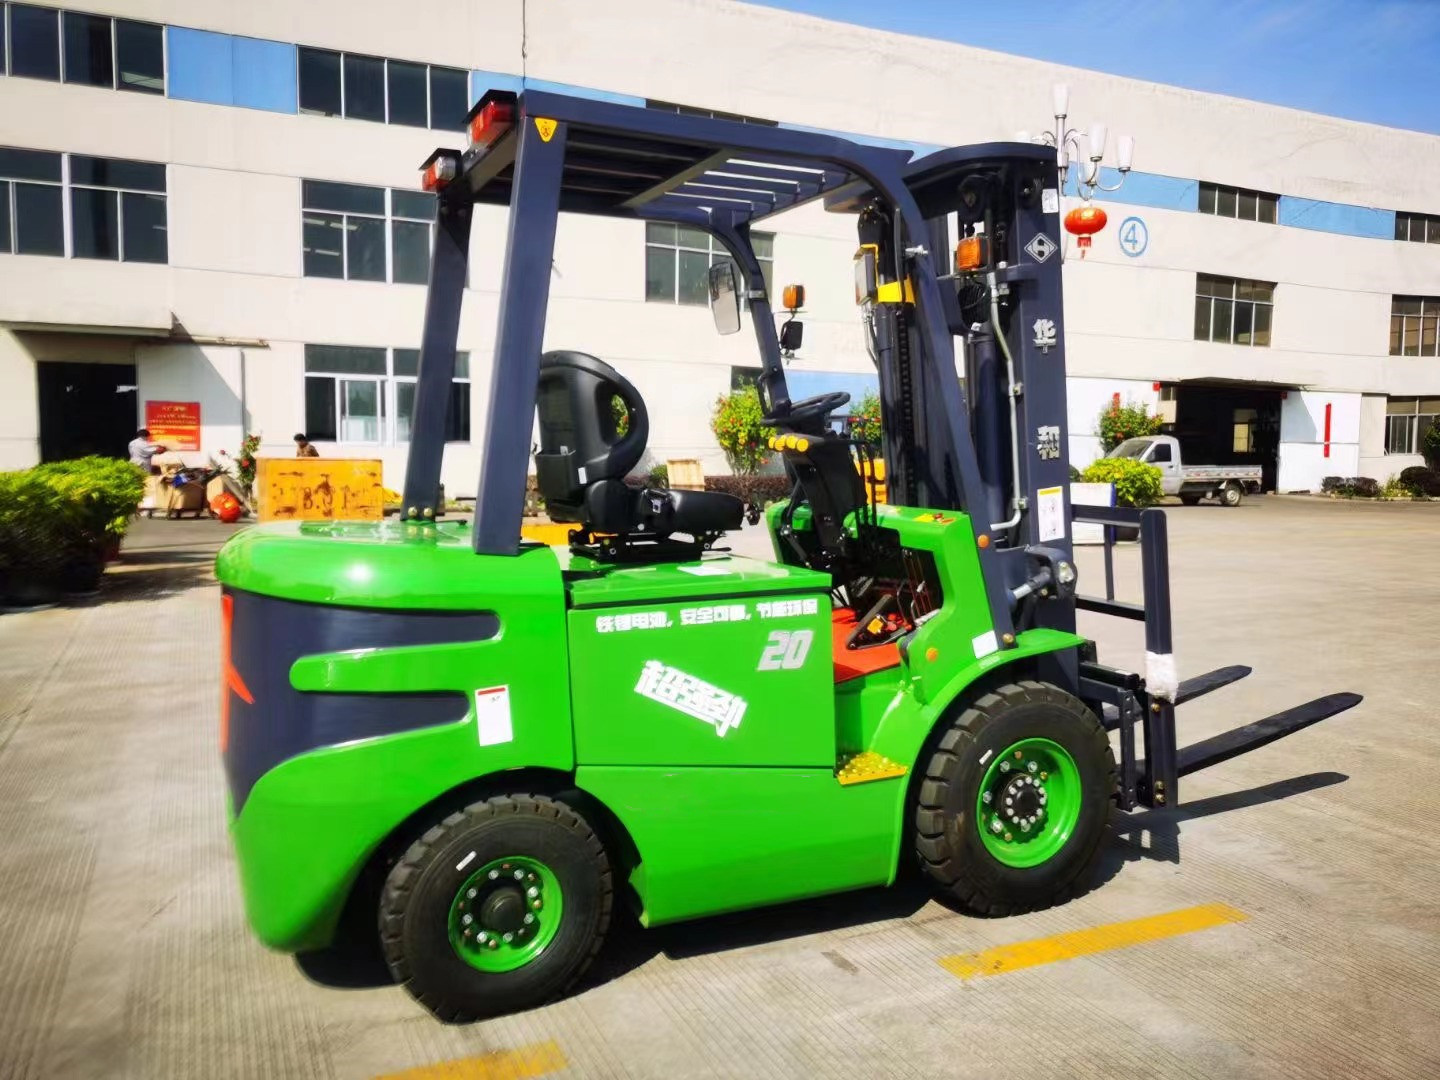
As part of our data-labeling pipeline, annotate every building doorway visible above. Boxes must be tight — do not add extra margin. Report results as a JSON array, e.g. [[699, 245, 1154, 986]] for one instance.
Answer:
[[38, 361, 138, 461], [1171, 381, 1285, 493]]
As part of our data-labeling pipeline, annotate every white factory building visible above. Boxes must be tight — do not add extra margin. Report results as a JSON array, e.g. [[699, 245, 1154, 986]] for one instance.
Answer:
[[1, 0, 1437, 495]]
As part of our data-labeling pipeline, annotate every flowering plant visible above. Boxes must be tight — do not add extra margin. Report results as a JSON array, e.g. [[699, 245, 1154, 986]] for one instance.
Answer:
[[233, 433, 261, 493], [710, 388, 770, 475]]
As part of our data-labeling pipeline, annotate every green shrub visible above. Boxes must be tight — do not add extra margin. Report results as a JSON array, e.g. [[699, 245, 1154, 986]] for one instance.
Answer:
[[710, 388, 770, 475], [704, 474, 791, 507], [1380, 475, 1413, 500], [1081, 457, 1163, 507], [849, 391, 882, 448], [1399, 465, 1440, 497], [1068, 464, 1082, 482], [0, 471, 83, 586], [1322, 476, 1381, 498], [645, 463, 669, 489], [33, 456, 146, 546], [1424, 419, 1440, 467], [1096, 398, 1164, 452]]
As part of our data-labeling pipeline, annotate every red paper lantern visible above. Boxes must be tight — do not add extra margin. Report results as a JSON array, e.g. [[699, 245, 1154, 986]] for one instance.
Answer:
[[1064, 204, 1108, 257]]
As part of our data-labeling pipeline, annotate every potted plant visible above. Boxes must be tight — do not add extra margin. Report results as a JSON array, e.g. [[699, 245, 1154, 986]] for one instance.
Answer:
[[1080, 457, 1163, 542]]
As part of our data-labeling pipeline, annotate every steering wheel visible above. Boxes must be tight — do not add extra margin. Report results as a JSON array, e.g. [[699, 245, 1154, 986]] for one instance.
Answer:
[[763, 390, 850, 428]]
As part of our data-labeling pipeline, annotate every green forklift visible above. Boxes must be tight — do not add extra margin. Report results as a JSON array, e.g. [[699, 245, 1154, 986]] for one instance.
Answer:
[[217, 88, 1360, 1022]]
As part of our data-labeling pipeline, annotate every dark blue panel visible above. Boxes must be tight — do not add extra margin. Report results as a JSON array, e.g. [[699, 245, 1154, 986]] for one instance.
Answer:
[[166, 26, 233, 105], [233, 36, 296, 114], [222, 588, 497, 812], [1279, 196, 1393, 240]]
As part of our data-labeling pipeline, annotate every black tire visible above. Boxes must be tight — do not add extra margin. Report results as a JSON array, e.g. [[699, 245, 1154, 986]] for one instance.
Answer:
[[1179, 494, 1202, 506], [380, 793, 612, 1022], [915, 681, 1115, 915], [1219, 483, 1243, 507]]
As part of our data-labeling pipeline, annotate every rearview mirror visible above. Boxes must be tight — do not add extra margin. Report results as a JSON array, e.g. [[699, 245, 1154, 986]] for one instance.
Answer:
[[779, 320, 804, 353], [708, 261, 742, 336]]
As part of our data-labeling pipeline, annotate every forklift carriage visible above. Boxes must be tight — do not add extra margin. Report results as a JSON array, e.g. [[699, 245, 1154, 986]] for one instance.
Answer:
[[215, 88, 1360, 1022]]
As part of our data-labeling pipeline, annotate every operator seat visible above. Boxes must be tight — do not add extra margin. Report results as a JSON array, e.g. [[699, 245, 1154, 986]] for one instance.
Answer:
[[534, 351, 743, 554]]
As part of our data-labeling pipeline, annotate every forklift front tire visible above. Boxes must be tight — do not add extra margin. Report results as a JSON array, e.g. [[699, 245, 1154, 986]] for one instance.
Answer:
[[379, 793, 613, 1022], [915, 681, 1115, 915]]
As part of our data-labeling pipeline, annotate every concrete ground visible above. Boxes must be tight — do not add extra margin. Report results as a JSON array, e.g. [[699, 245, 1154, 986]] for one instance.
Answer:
[[1, 497, 1438, 1079]]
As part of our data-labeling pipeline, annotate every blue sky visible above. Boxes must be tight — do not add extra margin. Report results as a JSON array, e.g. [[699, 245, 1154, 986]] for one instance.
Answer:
[[755, 0, 1440, 135]]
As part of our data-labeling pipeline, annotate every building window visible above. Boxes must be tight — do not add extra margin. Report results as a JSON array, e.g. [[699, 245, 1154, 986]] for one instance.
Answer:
[[303, 345, 470, 444], [0, 146, 165, 261], [645, 223, 773, 305], [1384, 398, 1440, 455], [646, 99, 779, 126], [4, 5, 163, 92], [1394, 211, 1440, 244], [1389, 296, 1440, 356], [297, 46, 468, 131], [1198, 182, 1278, 224], [1194, 273, 1274, 346], [301, 180, 435, 284]]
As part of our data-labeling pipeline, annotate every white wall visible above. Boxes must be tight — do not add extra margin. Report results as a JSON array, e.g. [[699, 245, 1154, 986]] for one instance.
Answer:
[[135, 343, 245, 458], [3, 0, 1440, 492], [1277, 391, 1361, 491]]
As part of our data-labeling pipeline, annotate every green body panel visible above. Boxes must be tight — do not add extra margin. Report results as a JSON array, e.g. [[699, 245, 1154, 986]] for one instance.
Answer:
[[217, 521, 575, 949], [565, 555, 833, 767], [576, 765, 899, 925], [218, 510, 1084, 948]]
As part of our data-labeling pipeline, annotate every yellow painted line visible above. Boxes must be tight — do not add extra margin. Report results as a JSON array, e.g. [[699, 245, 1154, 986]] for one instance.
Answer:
[[938, 903, 1248, 980], [374, 1040, 567, 1080]]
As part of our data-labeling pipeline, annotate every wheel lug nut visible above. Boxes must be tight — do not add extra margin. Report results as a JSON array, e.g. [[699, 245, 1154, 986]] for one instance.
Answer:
[[527, 886, 539, 899], [1005, 796, 1013, 806], [1000, 761, 1011, 772], [513, 870, 525, 880], [1040, 771, 1048, 780], [532, 900, 543, 910], [467, 888, 477, 899], [991, 820, 1003, 834], [1021, 821, 1031, 832], [503, 932, 514, 942], [1004, 832, 1013, 842], [524, 913, 536, 924], [1027, 761, 1038, 773], [461, 913, 473, 925], [488, 870, 499, 880], [982, 791, 993, 804]]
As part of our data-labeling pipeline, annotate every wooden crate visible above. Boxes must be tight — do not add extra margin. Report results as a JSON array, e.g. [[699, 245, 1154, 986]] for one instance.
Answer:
[[667, 458, 705, 490], [256, 458, 384, 523]]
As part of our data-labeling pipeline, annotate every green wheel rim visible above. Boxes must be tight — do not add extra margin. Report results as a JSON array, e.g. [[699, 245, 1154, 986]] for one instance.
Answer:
[[976, 738, 1083, 868], [448, 856, 563, 973]]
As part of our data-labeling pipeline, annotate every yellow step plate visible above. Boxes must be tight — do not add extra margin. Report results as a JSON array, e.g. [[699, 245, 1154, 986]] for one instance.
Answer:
[[836, 750, 907, 786], [521, 521, 574, 545]]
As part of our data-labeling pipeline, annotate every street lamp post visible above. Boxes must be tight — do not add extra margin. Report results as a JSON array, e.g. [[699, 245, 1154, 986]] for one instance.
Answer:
[[1021, 84, 1135, 260]]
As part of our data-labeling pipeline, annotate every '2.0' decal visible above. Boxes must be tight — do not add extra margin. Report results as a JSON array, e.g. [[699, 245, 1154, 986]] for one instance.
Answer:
[[758, 629, 814, 671]]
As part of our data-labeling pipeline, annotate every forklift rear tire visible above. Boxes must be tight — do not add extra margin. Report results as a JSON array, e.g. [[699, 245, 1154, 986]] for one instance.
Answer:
[[379, 793, 613, 1022], [1219, 483, 1243, 507], [915, 681, 1115, 915]]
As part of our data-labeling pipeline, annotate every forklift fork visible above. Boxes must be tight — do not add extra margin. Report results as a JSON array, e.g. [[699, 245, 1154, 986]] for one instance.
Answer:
[[1072, 505, 1361, 811]]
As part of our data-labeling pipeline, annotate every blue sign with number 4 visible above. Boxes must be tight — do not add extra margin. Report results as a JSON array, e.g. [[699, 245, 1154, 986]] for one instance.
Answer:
[[1119, 216, 1148, 257]]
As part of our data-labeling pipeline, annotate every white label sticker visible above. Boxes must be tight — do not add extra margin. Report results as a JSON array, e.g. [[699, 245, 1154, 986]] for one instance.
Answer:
[[679, 604, 749, 626], [635, 660, 747, 737], [474, 686, 513, 746], [596, 611, 671, 632], [756, 598, 819, 619], [677, 564, 732, 577], [1041, 188, 1059, 214], [972, 630, 999, 659], [1037, 485, 1065, 542]]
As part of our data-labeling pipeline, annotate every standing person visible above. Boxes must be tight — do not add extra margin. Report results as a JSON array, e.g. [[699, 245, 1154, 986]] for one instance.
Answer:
[[128, 428, 166, 473], [294, 433, 320, 458]]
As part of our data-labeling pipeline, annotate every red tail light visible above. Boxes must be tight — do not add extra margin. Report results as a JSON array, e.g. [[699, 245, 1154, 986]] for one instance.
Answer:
[[469, 100, 514, 148], [220, 593, 254, 753], [422, 156, 457, 192]]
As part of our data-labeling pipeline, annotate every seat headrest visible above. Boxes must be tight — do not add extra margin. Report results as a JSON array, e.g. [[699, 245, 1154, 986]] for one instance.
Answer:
[[534, 351, 649, 510]]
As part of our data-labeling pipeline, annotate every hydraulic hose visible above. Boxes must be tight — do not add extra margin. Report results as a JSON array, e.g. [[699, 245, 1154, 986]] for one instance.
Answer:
[[987, 268, 1024, 533]]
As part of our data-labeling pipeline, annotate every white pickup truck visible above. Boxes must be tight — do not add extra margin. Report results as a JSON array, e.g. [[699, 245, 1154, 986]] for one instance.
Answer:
[[1106, 435, 1263, 506]]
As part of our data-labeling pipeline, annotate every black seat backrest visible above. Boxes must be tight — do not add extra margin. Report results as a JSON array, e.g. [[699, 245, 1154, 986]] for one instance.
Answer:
[[534, 351, 649, 520], [775, 432, 868, 551]]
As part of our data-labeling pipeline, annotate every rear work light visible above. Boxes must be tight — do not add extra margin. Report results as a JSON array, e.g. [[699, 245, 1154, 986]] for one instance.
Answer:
[[421, 155, 457, 192], [469, 100, 514, 149]]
